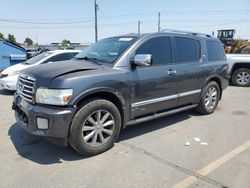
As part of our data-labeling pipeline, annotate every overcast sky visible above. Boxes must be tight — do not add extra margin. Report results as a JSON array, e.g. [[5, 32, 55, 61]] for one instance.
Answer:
[[0, 0, 250, 44]]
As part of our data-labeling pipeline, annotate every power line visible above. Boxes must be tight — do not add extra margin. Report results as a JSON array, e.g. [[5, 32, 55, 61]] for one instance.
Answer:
[[0, 18, 93, 25], [1, 9, 250, 23]]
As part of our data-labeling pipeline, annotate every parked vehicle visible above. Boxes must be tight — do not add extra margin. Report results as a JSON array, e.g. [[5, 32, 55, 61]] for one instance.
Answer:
[[0, 50, 80, 91], [226, 54, 250, 87], [12, 30, 229, 156]]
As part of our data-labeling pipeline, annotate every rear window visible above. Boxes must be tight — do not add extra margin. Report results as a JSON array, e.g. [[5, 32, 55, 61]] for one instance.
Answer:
[[175, 37, 200, 63], [206, 41, 225, 61]]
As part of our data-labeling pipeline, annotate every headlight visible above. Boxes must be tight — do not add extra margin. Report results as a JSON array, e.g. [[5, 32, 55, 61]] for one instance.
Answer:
[[8, 71, 20, 76], [36, 88, 73, 105]]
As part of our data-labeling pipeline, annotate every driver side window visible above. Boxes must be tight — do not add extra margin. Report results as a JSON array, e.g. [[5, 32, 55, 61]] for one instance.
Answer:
[[135, 36, 172, 66]]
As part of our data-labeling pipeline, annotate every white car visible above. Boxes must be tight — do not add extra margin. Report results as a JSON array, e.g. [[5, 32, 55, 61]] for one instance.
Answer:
[[0, 50, 80, 91]]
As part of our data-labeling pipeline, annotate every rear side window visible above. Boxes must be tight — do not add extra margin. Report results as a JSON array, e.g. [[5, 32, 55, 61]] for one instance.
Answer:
[[175, 37, 200, 63], [135, 36, 172, 66], [206, 41, 225, 61]]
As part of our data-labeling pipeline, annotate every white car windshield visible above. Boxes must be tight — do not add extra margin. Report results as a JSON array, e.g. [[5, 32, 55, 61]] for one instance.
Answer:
[[23, 52, 53, 65]]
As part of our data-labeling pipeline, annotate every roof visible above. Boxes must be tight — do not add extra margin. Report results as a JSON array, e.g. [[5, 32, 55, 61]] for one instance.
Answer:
[[111, 29, 216, 41], [0, 40, 26, 52]]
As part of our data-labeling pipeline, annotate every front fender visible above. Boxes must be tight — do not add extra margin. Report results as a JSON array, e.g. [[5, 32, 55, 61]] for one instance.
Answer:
[[71, 87, 125, 106]]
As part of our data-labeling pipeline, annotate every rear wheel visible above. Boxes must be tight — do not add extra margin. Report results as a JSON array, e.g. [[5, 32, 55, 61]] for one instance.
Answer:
[[69, 99, 121, 156], [232, 68, 250, 87], [195, 81, 220, 115]]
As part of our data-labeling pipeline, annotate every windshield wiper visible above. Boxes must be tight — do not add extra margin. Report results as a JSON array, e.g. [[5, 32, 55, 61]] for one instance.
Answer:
[[76, 56, 102, 65]]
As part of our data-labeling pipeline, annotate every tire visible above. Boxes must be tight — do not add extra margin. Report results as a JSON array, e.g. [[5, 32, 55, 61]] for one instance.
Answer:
[[69, 99, 121, 156], [195, 81, 220, 115], [231, 68, 250, 87]]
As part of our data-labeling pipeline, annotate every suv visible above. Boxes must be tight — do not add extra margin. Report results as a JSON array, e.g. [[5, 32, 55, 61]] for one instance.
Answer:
[[12, 30, 229, 156]]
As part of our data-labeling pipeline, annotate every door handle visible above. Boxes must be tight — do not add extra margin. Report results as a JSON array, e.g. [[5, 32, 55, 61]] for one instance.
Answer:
[[167, 69, 177, 75]]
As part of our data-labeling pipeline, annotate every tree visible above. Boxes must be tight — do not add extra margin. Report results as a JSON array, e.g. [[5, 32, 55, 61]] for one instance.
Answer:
[[61, 39, 70, 48], [0, 33, 4, 40], [25, 37, 33, 46], [8, 34, 16, 43]]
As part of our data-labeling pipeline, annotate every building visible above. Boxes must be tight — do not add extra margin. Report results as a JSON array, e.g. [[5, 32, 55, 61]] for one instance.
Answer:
[[0, 40, 27, 70]]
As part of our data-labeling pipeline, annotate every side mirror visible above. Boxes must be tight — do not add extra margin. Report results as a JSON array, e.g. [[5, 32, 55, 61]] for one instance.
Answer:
[[132, 54, 152, 67]]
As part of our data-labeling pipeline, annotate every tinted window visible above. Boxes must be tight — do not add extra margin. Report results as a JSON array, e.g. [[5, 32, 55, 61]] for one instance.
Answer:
[[206, 41, 225, 61], [136, 36, 172, 66], [175, 37, 199, 63]]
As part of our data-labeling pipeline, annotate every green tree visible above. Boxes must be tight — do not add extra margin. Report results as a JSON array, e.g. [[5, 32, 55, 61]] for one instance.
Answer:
[[25, 37, 33, 46], [0, 33, 4, 40], [8, 34, 16, 43], [61, 39, 70, 48]]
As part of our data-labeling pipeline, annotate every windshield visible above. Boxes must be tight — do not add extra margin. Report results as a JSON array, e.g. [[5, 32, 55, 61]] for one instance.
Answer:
[[23, 52, 53, 65], [75, 37, 138, 64]]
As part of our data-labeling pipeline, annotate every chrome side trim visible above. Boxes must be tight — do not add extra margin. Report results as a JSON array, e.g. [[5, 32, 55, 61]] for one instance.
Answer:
[[127, 104, 198, 126], [132, 89, 201, 108], [179, 89, 201, 97]]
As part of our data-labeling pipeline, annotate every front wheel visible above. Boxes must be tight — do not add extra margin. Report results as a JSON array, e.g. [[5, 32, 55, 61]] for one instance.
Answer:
[[195, 81, 220, 115], [69, 99, 121, 156], [231, 68, 250, 87]]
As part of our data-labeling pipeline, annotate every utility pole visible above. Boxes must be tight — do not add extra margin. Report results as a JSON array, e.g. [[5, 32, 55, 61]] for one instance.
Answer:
[[138, 20, 141, 35], [94, 0, 98, 42], [158, 12, 161, 32]]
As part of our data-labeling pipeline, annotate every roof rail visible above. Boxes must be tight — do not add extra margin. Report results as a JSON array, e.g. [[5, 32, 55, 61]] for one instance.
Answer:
[[161, 29, 212, 38]]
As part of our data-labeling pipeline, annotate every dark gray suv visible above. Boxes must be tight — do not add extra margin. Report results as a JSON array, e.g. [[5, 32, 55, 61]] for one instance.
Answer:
[[13, 30, 229, 156]]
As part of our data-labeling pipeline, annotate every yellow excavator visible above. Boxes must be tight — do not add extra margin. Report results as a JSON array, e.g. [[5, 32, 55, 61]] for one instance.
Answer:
[[217, 29, 250, 54]]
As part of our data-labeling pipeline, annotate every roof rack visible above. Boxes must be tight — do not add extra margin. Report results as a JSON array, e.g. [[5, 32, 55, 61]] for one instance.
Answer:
[[161, 29, 212, 38]]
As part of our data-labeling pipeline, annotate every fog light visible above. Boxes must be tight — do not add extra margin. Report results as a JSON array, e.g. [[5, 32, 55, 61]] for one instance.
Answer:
[[37, 117, 49, 130]]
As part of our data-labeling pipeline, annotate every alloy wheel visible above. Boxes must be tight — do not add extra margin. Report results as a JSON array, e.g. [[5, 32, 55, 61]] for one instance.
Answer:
[[236, 71, 250, 86], [82, 110, 115, 147], [204, 86, 218, 110]]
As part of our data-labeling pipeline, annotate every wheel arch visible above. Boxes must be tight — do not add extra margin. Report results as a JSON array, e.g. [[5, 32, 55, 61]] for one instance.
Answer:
[[230, 62, 250, 75], [205, 75, 223, 100], [72, 88, 127, 129]]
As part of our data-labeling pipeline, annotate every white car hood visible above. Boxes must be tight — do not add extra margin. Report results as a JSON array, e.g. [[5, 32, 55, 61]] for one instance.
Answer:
[[1, 63, 32, 75]]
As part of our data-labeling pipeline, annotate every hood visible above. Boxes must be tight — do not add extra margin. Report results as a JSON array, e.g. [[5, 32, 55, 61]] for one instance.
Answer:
[[2, 63, 30, 75], [22, 60, 100, 86]]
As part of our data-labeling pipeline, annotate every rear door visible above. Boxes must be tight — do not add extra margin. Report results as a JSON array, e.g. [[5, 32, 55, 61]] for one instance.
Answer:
[[173, 36, 205, 106], [131, 36, 178, 118]]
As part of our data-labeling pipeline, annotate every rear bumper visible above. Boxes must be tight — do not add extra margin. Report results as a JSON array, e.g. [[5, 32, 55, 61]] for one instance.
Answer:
[[13, 93, 76, 146], [222, 76, 230, 90]]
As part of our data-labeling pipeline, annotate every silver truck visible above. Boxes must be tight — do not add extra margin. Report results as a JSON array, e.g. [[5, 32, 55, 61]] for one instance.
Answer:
[[226, 54, 250, 87]]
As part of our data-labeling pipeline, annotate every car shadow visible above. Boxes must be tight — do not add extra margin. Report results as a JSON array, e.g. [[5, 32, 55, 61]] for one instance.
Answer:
[[8, 110, 198, 165], [0, 89, 15, 96]]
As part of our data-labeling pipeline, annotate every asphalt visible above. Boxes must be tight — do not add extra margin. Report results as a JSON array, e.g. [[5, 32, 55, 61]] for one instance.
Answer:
[[0, 86, 249, 188]]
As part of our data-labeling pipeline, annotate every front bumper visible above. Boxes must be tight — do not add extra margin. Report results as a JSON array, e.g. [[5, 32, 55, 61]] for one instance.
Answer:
[[0, 75, 18, 91], [13, 93, 76, 146]]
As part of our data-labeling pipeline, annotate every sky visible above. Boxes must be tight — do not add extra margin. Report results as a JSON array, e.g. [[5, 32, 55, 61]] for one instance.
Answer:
[[0, 0, 250, 44]]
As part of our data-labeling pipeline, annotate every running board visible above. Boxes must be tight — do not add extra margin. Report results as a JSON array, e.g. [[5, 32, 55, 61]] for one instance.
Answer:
[[127, 104, 198, 126]]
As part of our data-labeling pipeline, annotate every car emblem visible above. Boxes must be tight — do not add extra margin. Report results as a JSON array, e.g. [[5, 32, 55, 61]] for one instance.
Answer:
[[19, 84, 24, 92]]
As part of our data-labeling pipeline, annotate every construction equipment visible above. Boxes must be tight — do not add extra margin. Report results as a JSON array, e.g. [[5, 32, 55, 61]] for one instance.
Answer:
[[217, 29, 250, 54]]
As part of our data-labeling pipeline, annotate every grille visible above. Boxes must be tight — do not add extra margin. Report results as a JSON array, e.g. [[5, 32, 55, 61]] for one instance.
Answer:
[[17, 75, 35, 102]]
